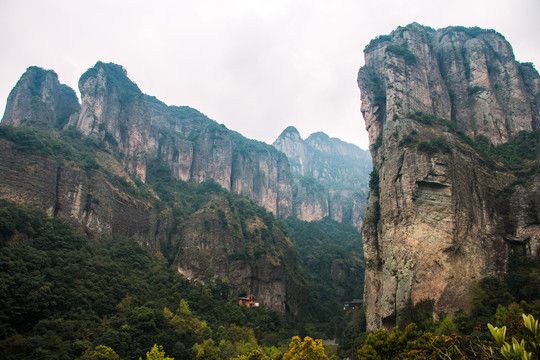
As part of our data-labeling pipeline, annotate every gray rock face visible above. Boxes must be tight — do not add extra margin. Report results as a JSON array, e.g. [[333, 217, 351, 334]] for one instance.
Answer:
[[358, 23, 540, 331], [145, 96, 294, 218], [68, 62, 150, 181], [359, 23, 540, 147], [273, 126, 371, 228], [0, 138, 169, 249], [2, 66, 80, 129], [0, 62, 302, 315], [3, 63, 293, 218]]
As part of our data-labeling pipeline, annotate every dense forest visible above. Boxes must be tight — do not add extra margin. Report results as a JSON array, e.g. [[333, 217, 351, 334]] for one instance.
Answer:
[[2, 197, 539, 359], [0, 199, 290, 359]]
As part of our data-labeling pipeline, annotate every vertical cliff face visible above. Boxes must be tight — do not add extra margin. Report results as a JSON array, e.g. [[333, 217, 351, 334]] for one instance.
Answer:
[[0, 136, 170, 250], [0, 63, 302, 315], [145, 95, 294, 218], [358, 23, 540, 330], [68, 62, 150, 181], [231, 144, 293, 218], [3, 63, 294, 218], [273, 126, 371, 228], [2, 67, 80, 130]]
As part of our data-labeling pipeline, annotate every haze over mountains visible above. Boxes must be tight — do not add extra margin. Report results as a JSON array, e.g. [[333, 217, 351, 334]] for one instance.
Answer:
[[1, 20, 540, 360]]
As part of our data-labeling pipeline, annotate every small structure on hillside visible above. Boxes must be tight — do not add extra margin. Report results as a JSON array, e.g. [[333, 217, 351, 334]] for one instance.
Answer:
[[343, 299, 363, 311], [239, 295, 259, 308]]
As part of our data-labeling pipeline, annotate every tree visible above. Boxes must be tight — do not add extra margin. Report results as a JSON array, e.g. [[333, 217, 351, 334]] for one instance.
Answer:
[[140, 344, 174, 360], [229, 349, 270, 360], [79, 345, 120, 360], [282, 336, 328, 360], [192, 339, 220, 360]]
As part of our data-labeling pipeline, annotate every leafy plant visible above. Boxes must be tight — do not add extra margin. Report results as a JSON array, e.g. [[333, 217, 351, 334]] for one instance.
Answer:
[[488, 314, 540, 360]]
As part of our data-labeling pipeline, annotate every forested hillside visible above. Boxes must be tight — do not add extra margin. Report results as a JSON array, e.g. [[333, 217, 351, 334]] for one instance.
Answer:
[[0, 200, 289, 359]]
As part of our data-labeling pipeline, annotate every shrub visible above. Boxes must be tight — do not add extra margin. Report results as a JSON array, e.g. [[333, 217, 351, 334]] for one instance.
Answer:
[[385, 44, 416, 64], [417, 138, 452, 155], [364, 35, 392, 52]]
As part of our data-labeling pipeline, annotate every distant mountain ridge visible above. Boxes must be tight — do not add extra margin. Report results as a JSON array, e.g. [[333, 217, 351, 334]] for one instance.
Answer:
[[273, 126, 371, 228]]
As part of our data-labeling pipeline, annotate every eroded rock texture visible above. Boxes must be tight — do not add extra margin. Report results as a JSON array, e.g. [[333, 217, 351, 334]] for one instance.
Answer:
[[2, 66, 79, 130], [0, 62, 302, 315], [358, 23, 540, 330], [273, 126, 371, 228]]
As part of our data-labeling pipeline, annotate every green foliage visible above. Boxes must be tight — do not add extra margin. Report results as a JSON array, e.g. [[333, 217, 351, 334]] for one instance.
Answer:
[[489, 131, 540, 169], [145, 159, 302, 288], [385, 44, 416, 64], [142, 344, 175, 360], [406, 112, 457, 131], [520, 62, 537, 71], [468, 85, 487, 96], [282, 336, 328, 360], [0, 124, 108, 173], [371, 131, 383, 152], [368, 170, 379, 196], [282, 218, 364, 338], [359, 68, 386, 110], [81, 62, 142, 103], [443, 25, 499, 38], [364, 35, 391, 52], [84, 345, 121, 359], [0, 200, 288, 360], [230, 349, 270, 360], [398, 133, 418, 147], [488, 314, 540, 360], [0, 124, 75, 159], [356, 323, 484, 360], [406, 112, 540, 171], [397, 299, 435, 332], [417, 137, 452, 155], [336, 310, 367, 359]]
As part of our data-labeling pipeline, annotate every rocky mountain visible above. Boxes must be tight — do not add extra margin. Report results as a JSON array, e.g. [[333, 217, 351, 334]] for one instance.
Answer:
[[2, 62, 293, 217], [2, 66, 80, 130], [0, 63, 306, 315], [144, 95, 293, 218], [358, 23, 540, 330], [273, 126, 371, 228], [0, 60, 369, 319]]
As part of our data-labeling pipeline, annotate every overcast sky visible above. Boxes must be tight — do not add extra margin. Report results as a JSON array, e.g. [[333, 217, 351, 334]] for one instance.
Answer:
[[1, 0, 539, 150]]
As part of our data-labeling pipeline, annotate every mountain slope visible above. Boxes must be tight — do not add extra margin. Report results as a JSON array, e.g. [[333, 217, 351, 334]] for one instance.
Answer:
[[0, 199, 291, 359], [0, 124, 305, 316]]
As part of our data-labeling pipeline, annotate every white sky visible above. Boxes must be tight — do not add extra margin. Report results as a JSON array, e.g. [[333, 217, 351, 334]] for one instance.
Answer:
[[1, 0, 539, 150]]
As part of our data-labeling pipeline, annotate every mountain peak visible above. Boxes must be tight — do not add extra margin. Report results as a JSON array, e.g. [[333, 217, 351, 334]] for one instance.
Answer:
[[1, 66, 79, 129], [277, 126, 302, 140], [79, 61, 141, 96], [306, 131, 329, 139]]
